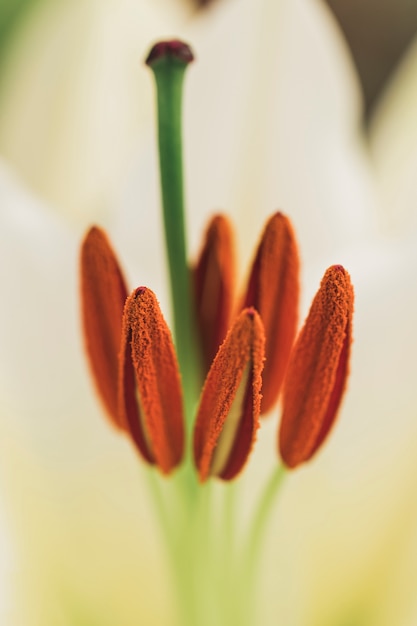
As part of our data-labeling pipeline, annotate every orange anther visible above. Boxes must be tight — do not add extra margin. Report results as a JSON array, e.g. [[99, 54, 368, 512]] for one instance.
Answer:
[[80, 226, 128, 428], [119, 287, 185, 474], [242, 212, 299, 414], [194, 308, 265, 481], [194, 214, 235, 372], [279, 265, 354, 468]]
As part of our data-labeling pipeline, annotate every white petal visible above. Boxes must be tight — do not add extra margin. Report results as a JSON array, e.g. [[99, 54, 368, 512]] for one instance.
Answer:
[[0, 0, 186, 225], [0, 161, 169, 623], [184, 0, 378, 270]]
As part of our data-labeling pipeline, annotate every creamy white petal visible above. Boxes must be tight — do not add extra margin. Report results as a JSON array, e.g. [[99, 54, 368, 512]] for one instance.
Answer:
[[0, 0, 186, 225], [182, 0, 378, 271], [0, 161, 171, 624]]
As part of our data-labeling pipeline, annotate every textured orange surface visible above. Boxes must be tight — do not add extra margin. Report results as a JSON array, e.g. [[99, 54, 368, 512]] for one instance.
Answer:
[[80, 226, 128, 429], [194, 308, 265, 482], [119, 287, 185, 474], [279, 265, 354, 468], [242, 212, 299, 414], [194, 214, 235, 373]]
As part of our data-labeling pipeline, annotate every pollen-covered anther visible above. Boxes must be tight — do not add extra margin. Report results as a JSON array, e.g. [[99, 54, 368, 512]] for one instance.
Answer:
[[193, 214, 235, 373], [193, 308, 265, 482], [80, 226, 128, 429], [242, 212, 299, 414], [118, 287, 185, 474], [279, 265, 354, 469]]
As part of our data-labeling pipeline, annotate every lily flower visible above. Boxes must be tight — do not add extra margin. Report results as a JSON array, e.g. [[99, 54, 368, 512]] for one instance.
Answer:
[[78, 42, 356, 620], [1, 0, 417, 624]]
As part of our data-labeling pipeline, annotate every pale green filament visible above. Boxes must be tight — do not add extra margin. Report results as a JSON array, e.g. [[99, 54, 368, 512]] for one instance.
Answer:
[[241, 464, 287, 625]]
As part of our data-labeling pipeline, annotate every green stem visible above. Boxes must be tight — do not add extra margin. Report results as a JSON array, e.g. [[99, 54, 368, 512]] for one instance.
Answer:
[[146, 42, 202, 428], [143, 465, 199, 625], [224, 481, 238, 562], [170, 482, 215, 626], [221, 482, 240, 624], [246, 465, 287, 568], [240, 464, 287, 624]]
